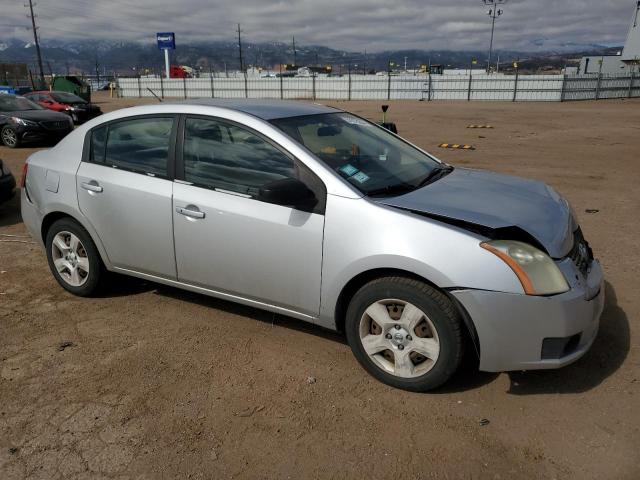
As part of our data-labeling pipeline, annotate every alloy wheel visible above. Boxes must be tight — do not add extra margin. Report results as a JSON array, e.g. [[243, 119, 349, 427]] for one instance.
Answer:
[[50, 231, 90, 287], [1, 128, 18, 147], [359, 299, 440, 378]]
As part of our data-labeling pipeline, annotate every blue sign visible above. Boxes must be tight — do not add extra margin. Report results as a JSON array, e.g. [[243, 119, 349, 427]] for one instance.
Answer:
[[157, 32, 176, 50]]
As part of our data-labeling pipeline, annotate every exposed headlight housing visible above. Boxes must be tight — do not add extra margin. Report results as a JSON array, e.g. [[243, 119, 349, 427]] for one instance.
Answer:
[[481, 240, 569, 296], [10, 117, 38, 127]]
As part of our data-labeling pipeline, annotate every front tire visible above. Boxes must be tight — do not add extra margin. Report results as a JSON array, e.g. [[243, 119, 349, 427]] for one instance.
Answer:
[[1, 126, 21, 148], [345, 276, 463, 392], [45, 218, 105, 296]]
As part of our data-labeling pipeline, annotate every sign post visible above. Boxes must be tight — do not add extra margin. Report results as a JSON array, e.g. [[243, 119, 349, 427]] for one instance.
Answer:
[[156, 32, 176, 79]]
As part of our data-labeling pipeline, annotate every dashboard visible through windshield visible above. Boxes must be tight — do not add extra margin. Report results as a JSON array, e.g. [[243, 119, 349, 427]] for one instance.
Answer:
[[271, 112, 451, 197]]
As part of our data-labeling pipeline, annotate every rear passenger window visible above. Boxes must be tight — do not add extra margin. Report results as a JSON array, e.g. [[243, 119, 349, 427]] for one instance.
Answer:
[[103, 117, 173, 177]]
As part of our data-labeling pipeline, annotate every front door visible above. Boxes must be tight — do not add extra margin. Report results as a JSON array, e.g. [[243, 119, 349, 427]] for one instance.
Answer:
[[172, 116, 325, 316]]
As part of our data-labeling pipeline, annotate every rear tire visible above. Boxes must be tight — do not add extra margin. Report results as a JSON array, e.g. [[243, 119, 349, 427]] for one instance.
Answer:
[[45, 218, 105, 296], [345, 276, 463, 392], [1, 126, 21, 148]]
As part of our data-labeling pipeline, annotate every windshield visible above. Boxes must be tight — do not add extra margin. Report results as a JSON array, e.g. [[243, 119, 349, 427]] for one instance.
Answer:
[[271, 113, 448, 196], [0, 95, 43, 112], [51, 92, 86, 104]]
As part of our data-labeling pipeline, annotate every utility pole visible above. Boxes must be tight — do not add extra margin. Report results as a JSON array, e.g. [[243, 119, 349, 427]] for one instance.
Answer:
[[236, 23, 244, 73], [292, 36, 297, 67], [26, 0, 45, 87], [482, 0, 507, 73]]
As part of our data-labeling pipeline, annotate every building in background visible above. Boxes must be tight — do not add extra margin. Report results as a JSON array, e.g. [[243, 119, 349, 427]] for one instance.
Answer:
[[578, 1, 640, 74], [622, 1, 640, 65]]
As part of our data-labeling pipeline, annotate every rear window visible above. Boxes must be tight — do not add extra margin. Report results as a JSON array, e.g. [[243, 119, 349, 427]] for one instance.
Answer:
[[90, 126, 107, 163], [88, 117, 174, 177]]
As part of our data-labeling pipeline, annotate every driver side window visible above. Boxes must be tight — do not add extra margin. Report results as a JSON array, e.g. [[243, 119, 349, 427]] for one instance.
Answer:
[[183, 117, 296, 197], [182, 117, 326, 213]]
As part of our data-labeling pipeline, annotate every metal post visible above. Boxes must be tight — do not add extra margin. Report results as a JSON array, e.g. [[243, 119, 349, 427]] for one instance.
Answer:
[[159, 73, 164, 99], [595, 58, 603, 100], [348, 65, 352, 101], [210, 70, 215, 98], [279, 64, 284, 99], [387, 61, 391, 100], [137, 75, 142, 98], [183, 76, 187, 99], [628, 71, 634, 98], [428, 70, 432, 101], [312, 74, 316, 100], [488, 11, 497, 72], [467, 62, 473, 101], [512, 66, 519, 102], [244, 71, 248, 98], [560, 74, 567, 102], [164, 49, 170, 80]]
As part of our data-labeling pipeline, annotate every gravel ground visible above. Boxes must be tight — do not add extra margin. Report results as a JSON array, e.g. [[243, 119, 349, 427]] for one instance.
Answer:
[[1, 92, 638, 479]]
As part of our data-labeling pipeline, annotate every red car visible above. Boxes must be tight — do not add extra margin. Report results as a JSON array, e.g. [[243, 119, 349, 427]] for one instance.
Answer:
[[24, 91, 102, 125]]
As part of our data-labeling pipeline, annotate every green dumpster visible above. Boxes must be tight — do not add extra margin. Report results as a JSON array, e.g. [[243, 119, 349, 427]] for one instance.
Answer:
[[51, 76, 92, 102]]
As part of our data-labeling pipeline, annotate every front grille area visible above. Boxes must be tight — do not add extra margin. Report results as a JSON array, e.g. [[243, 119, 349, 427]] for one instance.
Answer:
[[568, 227, 593, 276], [541, 334, 582, 360], [40, 120, 69, 130]]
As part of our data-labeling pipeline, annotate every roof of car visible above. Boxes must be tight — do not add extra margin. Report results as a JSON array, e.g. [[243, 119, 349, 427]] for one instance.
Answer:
[[178, 99, 339, 120]]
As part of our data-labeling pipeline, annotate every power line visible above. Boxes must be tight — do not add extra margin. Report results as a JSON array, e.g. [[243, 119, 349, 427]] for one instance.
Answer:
[[25, 0, 45, 87]]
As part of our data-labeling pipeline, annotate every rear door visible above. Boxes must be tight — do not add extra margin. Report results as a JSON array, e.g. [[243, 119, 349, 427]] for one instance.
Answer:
[[172, 115, 326, 316], [76, 115, 178, 279]]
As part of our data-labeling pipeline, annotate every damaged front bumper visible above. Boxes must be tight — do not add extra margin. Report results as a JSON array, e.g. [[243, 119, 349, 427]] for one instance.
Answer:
[[451, 259, 604, 372]]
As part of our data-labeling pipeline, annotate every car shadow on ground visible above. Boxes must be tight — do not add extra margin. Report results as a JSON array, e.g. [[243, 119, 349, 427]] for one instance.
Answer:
[[506, 281, 629, 395], [102, 278, 627, 395], [153, 285, 347, 345], [0, 193, 21, 228]]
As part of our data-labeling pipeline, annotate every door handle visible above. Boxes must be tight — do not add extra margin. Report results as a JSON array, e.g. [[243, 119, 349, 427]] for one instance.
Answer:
[[176, 206, 205, 219], [80, 181, 103, 193]]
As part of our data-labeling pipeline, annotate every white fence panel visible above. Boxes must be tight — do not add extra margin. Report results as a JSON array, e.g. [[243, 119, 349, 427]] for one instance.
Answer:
[[117, 74, 640, 102]]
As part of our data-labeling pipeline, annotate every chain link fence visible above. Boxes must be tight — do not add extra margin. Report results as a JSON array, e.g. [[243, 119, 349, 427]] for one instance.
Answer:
[[117, 73, 640, 102]]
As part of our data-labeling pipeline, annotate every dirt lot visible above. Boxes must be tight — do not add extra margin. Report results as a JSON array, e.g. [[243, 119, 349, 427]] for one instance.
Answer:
[[1, 92, 639, 479]]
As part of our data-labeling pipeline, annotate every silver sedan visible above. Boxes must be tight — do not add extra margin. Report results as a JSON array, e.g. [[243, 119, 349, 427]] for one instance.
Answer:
[[20, 99, 604, 391]]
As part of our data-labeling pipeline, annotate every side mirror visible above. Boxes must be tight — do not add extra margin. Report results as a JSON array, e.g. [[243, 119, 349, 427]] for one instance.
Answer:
[[259, 177, 317, 211]]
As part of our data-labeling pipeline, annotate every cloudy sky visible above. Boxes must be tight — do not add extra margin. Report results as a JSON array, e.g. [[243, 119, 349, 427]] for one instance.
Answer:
[[1, 0, 637, 51]]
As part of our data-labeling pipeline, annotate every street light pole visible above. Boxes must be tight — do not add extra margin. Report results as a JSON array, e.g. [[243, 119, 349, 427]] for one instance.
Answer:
[[483, 0, 507, 73]]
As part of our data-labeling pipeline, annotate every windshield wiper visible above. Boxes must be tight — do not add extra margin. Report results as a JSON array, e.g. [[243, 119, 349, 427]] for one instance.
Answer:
[[415, 165, 454, 189], [365, 182, 416, 197]]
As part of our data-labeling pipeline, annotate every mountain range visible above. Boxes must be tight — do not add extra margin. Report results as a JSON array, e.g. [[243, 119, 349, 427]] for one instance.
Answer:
[[0, 38, 622, 75]]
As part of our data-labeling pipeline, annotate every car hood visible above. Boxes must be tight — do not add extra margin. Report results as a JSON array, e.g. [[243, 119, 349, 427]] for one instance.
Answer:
[[2, 109, 71, 121], [375, 167, 575, 258]]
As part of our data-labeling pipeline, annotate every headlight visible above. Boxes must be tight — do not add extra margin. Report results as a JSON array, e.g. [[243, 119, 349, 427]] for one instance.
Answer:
[[480, 240, 569, 296], [10, 117, 38, 127]]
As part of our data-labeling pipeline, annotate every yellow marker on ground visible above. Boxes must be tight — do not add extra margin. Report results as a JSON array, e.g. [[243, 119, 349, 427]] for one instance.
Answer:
[[439, 143, 475, 150]]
